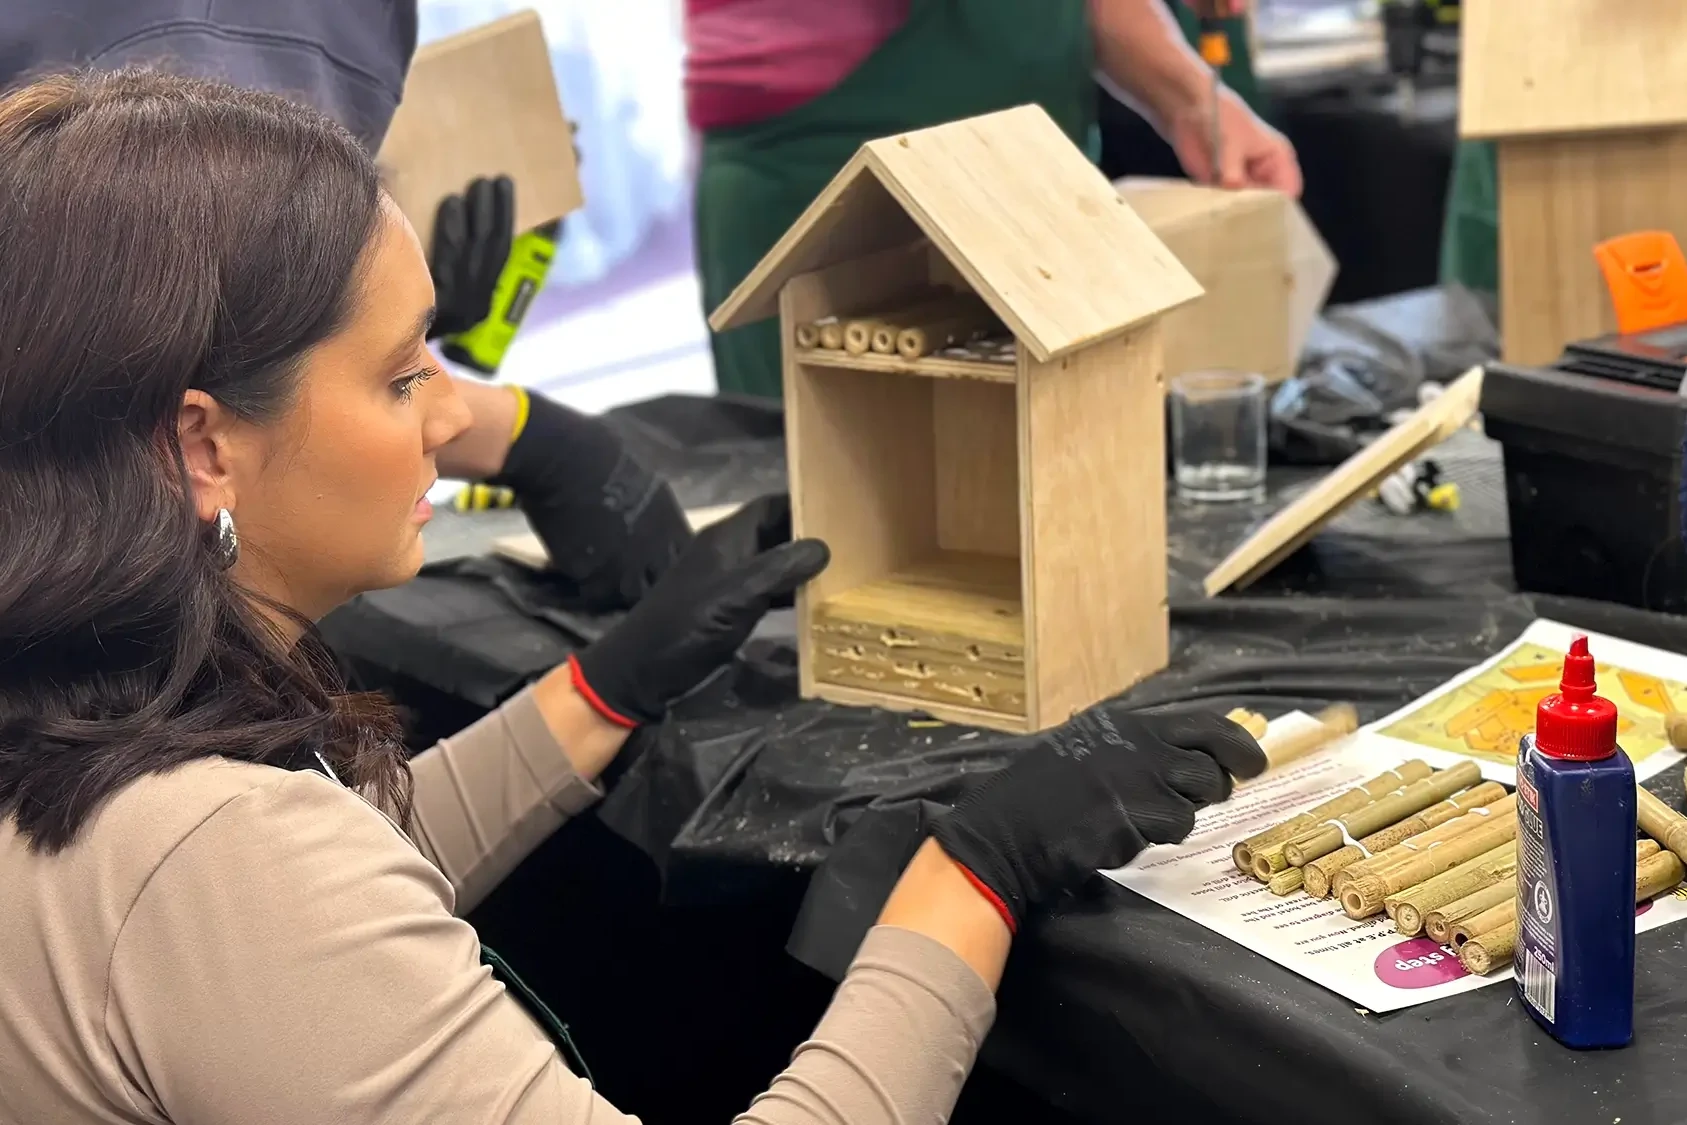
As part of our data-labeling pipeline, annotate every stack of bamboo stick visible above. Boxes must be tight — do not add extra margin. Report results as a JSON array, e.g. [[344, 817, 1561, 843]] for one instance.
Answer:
[[794, 291, 1004, 360], [1233, 741, 1687, 976]]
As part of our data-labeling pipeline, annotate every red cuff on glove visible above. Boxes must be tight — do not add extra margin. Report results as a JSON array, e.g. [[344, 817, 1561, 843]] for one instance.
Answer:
[[567, 653, 639, 729], [951, 859, 1018, 936]]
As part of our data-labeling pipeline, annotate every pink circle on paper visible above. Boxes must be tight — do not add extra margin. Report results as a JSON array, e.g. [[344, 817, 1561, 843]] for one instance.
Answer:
[[1374, 938, 1470, 988]]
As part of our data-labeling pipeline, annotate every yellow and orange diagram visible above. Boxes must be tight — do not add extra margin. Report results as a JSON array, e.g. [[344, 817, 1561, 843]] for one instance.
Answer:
[[1380, 642, 1687, 767]]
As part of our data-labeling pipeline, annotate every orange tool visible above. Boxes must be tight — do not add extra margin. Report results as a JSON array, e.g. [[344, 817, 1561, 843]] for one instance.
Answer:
[[1593, 230, 1687, 336], [1197, 18, 1231, 185]]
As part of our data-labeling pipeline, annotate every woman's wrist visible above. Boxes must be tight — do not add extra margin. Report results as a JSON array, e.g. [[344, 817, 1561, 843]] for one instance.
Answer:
[[433, 374, 521, 481], [530, 662, 634, 782], [877, 839, 1013, 990]]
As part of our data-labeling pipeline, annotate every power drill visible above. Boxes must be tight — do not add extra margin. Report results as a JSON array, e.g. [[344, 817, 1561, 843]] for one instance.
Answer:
[[1380, 0, 1460, 118], [440, 218, 564, 376]]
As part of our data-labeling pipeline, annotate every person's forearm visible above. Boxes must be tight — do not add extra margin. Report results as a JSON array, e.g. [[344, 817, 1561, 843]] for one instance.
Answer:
[[407, 677, 629, 912], [436, 375, 519, 480], [876, 839, 1012, 989], [1090, 0, 1210, 128], [529, 664, 633, 782]]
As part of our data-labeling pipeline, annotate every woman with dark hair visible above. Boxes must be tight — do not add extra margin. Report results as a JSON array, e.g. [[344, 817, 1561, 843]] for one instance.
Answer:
[[0, 70, 1264, 1124]]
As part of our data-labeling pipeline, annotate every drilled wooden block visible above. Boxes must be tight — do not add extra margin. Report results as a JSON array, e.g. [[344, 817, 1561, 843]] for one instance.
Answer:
[[810, 552, 1026, 720]]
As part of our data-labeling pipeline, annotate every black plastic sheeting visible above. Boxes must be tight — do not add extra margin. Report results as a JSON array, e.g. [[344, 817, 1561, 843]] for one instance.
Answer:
[[317, 293, 1687, 1125]]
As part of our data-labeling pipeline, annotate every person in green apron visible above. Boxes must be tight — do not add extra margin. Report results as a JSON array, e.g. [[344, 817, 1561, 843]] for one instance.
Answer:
[[1439, 139, 1498, 296], [690, 0, 1302, 399]]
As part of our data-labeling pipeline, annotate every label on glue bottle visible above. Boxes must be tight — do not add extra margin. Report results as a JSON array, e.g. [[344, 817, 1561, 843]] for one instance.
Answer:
[[1514, 741, 1559, 1023]]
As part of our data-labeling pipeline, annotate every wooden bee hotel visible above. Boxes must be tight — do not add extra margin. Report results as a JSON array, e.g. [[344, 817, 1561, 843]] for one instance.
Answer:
[[709, 105, 1202, 733]]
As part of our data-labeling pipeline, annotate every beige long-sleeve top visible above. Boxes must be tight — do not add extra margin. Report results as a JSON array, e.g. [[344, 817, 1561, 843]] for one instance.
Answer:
[[0, 686, 995, 1124]]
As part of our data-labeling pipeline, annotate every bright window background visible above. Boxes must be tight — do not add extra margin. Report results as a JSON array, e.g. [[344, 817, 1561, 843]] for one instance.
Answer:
[[419, 0, 713, 471]]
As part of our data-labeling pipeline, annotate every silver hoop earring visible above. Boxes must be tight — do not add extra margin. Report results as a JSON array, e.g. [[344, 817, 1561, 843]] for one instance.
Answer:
[[213, 507, 240, 570]]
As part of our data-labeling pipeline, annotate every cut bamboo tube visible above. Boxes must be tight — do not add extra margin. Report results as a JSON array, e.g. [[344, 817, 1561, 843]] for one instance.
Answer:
[[1303, 782, 1506, 898], [1665, 710, 1687, 749], [1253, 704, 1359, 779], [1450, 898, 1515, 947], [1225, 708, 1269, 741], [1231, 760, 1432, 874], [1451, 840, 1665, 946], [819, 320, 845, 350], [843, 319, 884, 355], [1251, 842, 1294, 879], [1268, 868, 1304, 896], [1283, 761, 1482, 867], [1425, 879, 1515, 943], [1458, 923, 1514, 975], [897, 319, 990, 358], [1459, 847, 1686, 976], [1386, 842, 1518, 933], [1343, 813, 1517, 919], [1636, 786, 1687, 867], [894, 298, 997, 359], [1333, 794, 1517, 899], [795, 322, 822, 349], [1638, 848, 1685, 901]]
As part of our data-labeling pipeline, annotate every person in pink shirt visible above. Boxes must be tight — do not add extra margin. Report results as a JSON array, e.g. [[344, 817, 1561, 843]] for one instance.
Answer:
[[688, 0, 1300, 399]]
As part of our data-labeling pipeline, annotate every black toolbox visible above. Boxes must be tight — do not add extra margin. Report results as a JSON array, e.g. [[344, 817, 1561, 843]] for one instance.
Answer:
[[1481, 324, 1687, 612]]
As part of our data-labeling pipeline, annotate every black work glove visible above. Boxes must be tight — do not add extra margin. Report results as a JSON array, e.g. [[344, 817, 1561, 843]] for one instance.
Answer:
[[428, 175, 515, 339], [931, 709, 1266, 931], [492, 388, 694, 611], [568, 494, 827, 727]]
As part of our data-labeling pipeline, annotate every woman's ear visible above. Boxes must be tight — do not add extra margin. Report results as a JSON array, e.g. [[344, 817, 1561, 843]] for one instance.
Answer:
[[178, 389, 238, 523]]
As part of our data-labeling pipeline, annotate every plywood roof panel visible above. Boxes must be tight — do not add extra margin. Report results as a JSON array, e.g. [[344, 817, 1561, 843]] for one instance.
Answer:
[[1461, 0, 1687, 139], [711, 105, 1202, 362]]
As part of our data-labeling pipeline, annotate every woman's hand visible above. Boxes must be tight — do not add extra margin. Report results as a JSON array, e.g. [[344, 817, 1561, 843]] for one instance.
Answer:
[[931, 707, 1266, 932], [566, 494, 827, 727], [1165, 86, 1303, 197]]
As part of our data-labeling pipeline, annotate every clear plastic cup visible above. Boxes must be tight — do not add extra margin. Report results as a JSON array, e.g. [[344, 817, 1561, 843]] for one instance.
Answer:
[[1170, 370, 1267, 504]]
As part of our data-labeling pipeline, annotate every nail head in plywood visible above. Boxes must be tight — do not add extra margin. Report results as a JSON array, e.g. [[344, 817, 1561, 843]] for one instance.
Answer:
[[1460, 0, 1687, 140], [1203, 366, 1486, 597], [378, 10, 582, 249]]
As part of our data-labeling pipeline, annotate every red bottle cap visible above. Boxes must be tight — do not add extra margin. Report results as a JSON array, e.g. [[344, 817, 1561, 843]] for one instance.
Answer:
[[1534, 636, 1619, 761]]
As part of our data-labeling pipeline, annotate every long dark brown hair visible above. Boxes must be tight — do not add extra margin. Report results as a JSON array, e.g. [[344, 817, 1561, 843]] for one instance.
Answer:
[[0, 70, 412, 851]]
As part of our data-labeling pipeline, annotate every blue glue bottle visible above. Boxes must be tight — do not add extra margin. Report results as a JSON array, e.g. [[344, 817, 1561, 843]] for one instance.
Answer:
[[1515, 635, 1638, 1049]]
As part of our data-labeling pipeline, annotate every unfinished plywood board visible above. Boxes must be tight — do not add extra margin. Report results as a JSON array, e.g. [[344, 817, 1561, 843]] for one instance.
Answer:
[[1497, 129, 1687, 365], [1204, 366, 1485, 597], [1021, 323, 1170, 722], [712, 105, 1203, 362], [378, 10, 582, 249], [793, 348, 1014, 384], [934, 381, 1019, 558], [812, 551, 1026, 721], [1460, 0, 1687, 140], [1118, 178, 1335, 384], [491, 504, 740, 571]]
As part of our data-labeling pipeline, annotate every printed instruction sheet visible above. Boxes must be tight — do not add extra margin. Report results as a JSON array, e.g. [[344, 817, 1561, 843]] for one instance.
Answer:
[[1103, 705, 1687, 1013], [1366, 619, 1687, 785]]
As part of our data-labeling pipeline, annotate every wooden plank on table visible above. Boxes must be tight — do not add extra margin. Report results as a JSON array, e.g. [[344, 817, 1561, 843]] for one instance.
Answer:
[[1203, 366, 1486, 597], [491, 503, 741, 571]]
